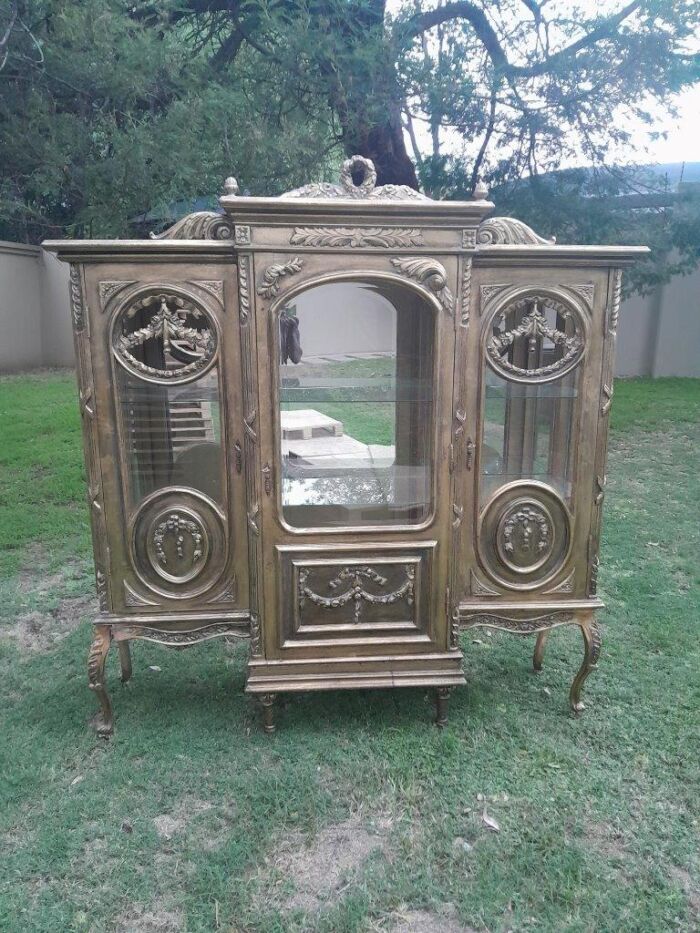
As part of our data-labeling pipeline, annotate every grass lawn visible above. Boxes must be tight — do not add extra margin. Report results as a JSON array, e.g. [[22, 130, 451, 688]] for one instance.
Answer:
[[1, 371, 699, 932]]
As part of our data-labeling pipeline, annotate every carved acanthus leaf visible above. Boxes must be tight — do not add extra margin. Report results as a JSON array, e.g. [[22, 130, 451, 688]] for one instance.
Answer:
[[190, 280, 224, 304], [257, 257, 304, 299], [123, 580, 159, 607], [477, 217, 555, 246], [461, 612, 576, 634], [151, 211, 234, 241], [543, 569, 576, 595], [117, 623, 247, 645], [390, 257, 454, 313], [99, 280, 136, 310], [290, 226, 423, 248], [470, 570, 500, 597]]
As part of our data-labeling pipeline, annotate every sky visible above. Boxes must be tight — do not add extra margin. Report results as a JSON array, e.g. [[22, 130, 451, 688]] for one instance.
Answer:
[[635, 85, 700, 164]]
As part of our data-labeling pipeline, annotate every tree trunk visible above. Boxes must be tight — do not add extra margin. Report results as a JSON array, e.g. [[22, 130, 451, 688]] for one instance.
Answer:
[[345, 103, 420, 189]]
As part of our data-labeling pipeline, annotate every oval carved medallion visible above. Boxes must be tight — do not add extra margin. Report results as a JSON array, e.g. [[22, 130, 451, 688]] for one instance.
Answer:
[[496, 501, 555, 573], [478, 482, 571, 590], [146, 508, 210, 584]]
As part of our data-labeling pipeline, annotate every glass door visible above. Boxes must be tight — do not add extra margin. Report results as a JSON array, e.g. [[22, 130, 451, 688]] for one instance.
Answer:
[[255, 271, 455, 660]]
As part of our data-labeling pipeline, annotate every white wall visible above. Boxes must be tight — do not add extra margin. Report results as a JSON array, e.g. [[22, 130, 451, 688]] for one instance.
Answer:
[[0, 244, 697, 376]]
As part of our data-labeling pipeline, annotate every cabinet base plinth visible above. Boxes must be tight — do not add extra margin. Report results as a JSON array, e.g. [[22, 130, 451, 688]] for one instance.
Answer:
[[246, 652, 465, 695]]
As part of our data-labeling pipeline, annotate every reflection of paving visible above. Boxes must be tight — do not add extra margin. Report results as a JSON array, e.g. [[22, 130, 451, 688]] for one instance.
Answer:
[[281, 407, 426, 509], [281, 409, 343, 440]]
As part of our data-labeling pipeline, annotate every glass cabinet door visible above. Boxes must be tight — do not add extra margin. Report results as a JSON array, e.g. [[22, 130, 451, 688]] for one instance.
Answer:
[[277, 281, 435, 529], [481, 294, 585, 501]]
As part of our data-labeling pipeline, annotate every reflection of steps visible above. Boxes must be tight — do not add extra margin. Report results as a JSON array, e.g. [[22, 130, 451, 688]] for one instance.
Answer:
[[169, 400, 214, 448]]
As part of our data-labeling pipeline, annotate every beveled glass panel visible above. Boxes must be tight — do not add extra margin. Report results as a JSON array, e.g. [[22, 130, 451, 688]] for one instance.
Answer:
[[481, 369, 579, 500], [117, 366, 224, 507], [278, 281, 435, 528]]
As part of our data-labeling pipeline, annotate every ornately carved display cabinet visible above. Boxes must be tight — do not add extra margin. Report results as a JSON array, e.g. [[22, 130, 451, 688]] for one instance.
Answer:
[[46, 157, 646, 735]]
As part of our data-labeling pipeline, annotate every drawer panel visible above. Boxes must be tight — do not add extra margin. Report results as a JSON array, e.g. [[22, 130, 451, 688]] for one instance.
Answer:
[[275, 543, 436, 647]]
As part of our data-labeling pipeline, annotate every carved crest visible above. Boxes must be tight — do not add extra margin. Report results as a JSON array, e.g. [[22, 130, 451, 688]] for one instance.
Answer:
[[282, 155, 431, 201]]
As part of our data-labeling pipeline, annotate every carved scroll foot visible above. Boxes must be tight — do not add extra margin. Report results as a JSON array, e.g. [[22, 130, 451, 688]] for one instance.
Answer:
[[533, 631, 549, 673], [88, 625, 113, 737], [118, 641, 132, 684], [434, 687, 451, 728], [570, 617, 602, 714], [260, 693, 277, 734]]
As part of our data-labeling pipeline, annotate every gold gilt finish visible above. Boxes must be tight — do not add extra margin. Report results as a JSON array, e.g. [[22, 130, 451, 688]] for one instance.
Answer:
[[44, 156, 646, 735]]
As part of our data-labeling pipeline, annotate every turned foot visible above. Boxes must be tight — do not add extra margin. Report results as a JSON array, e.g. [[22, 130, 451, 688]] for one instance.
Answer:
[[88, 625, 113, 737], [260, 693, 277, 734], [434, 687, 451, 728], [118, 641, 132, 683], [533, 631, 549, 673], [570, 617, 602, 714]]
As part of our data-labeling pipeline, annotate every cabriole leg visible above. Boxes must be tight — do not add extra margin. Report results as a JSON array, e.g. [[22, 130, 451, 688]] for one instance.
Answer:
[[434, 686, 451, 728], [533, 631, 549, 672], [260, 693, 277, 734], [570, 617, 602, 714], [118, 641, 132, 683], [88, 624, 113, 737]]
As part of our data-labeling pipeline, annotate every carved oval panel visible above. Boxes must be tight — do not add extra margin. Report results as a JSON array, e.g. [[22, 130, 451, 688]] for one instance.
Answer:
[[486, 294, 585, 384], [130, 488, 227, 598], [479, 483, 571, 589], [113, 291, 217, 384], [496, 501, 554, 573], [145, 507, 210, 585]]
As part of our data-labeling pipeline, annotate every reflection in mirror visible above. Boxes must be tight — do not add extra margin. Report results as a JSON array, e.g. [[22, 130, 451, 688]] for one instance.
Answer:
[[117, 366, 223, 506], [481, 369, 578, 500], [278, 281, 435, 528]]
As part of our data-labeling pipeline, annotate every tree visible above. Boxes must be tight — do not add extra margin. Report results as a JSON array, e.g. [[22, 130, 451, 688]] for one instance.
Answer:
[[0, 0, 334, 241], [134, 0, 699, 189]]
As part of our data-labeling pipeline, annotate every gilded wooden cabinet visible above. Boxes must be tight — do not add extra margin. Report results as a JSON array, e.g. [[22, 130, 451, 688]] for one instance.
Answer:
[[45, 157, 646, 734]]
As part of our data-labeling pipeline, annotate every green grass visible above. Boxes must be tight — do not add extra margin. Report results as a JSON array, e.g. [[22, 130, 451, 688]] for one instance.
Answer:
[[1, 372, 699, 932]]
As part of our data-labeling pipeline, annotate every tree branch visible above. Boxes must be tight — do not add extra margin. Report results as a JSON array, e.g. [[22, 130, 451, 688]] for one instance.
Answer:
[[401, 0, 645, 79]]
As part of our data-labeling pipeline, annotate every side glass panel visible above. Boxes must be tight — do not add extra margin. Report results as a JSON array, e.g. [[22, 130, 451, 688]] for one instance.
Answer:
[[481, 295, 582, 501], [278, 281, 435, 528], [113, 292, 224, 508], [117, 367, 224, 507]]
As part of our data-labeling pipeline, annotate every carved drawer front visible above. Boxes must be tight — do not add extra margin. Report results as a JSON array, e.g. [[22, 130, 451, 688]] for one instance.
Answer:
[[276, 544, 435, 645]]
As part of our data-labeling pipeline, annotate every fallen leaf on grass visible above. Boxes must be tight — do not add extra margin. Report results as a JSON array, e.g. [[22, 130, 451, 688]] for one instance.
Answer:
[[70, 775, 84, 786], [482, 808, 500, 833], [148, 665, 161, 672]]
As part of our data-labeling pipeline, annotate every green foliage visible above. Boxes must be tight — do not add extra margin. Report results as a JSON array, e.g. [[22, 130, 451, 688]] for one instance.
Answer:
[[1, 0, 699, 284], [0, 372, 699, 930], [0, 0, 335, 240]]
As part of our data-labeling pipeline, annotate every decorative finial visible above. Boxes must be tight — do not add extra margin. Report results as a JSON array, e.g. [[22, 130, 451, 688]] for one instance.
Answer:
[[222, 176, 239, 197], [473, 179, 488, 200]]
